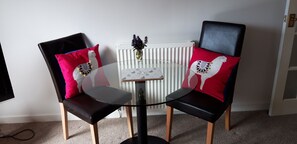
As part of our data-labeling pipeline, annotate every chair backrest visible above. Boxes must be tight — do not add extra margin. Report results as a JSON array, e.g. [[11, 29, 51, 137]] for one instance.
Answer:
[[198, 21, 246, 103], [198, 21, 246, 57], [38, 33, 87, 102], [0, 43, 15, 102]]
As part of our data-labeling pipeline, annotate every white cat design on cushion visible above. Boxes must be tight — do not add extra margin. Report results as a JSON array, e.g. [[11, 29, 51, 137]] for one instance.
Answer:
[[188, 56, 227, 90], [72, 50, 99, 93]]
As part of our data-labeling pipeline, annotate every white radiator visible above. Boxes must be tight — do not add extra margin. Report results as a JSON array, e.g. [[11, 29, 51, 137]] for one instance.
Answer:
[[116, 42, 194, 112]]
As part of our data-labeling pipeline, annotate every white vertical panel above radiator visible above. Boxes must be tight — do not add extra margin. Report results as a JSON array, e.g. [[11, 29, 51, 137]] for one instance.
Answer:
[[116, 42, 194, 114]]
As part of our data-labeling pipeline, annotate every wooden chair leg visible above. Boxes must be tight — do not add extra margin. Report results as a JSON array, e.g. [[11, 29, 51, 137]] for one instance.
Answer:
[[166, 106, 173, 142], [225, 105, 231, 131], [59, 103, 69, 140], [206, 122, 215, 144], [125, 106, 134, 137], [90, 124, 99, 144]]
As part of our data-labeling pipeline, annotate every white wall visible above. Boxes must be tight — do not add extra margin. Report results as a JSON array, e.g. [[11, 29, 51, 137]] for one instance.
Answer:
[[0, 0, 286, 123]]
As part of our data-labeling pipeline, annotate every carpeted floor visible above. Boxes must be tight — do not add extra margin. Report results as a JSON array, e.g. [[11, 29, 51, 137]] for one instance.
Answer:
[[1, 110, 297, 144]]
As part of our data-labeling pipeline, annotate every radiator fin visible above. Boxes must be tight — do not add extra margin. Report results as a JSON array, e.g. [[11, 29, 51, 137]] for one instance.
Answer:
[[116, 42, 193, 110]]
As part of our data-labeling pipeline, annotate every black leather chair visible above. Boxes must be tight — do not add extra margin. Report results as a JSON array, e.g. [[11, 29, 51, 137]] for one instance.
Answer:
[[38, 33, 134, 144], [0, 43, 14, 102], [166, 21, 246, 144]]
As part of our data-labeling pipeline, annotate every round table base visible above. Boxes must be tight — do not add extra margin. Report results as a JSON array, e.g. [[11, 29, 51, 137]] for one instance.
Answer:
[[121, 135, 169, 144]]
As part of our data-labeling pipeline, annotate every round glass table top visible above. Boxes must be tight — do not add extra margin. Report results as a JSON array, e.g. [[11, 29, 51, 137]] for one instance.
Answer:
[[82, 60, 198, 106]]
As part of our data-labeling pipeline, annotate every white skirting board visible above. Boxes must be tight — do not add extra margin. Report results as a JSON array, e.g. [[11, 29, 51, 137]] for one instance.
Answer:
[[0, 102, 269, 124]]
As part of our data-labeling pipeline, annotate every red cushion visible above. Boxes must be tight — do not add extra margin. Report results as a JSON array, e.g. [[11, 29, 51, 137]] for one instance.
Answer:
[[55, 44, 108, 99], [182, 47, 240, 102]]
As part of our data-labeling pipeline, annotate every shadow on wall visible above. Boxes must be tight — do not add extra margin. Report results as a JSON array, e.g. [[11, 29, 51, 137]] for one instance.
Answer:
[[82, 33, 116, 65], [100, 46, 117, 64], [211, 0, 284, 103]]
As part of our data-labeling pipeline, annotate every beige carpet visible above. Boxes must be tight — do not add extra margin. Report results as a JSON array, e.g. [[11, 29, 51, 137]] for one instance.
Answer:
[[1, 110, 297, 144]]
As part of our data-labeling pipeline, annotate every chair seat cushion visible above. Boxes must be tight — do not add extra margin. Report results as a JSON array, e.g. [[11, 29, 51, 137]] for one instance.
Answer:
[[63, 93, 120, 124], [166, 88, 229, 123]]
